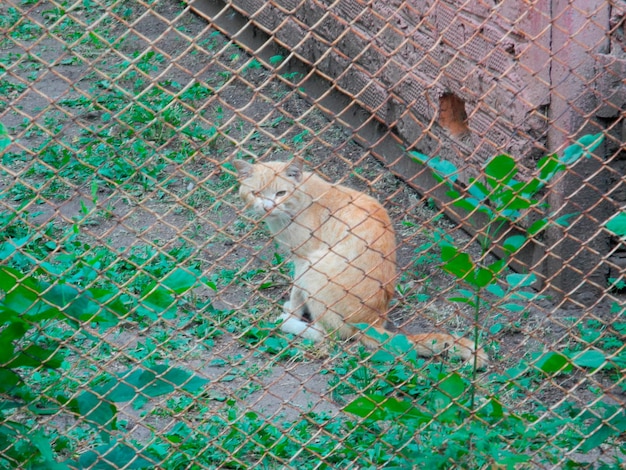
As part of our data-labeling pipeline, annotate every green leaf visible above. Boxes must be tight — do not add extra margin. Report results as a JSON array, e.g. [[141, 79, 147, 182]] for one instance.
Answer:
[[579, 424, 618, 454], [472, 267, 495, 288], [537, 153, 565, 183], [88, 288, 128, 325], [6, 344, 64, 369], [506, 273, 537, 288], [28, 430, 70, 470], [485, 154, 517, 187], [384, 333, 414, 355], [70, 391, 117, 436], [0, 268, 110, 325], [577, 407, 626, 453], [487, 259, 507, 275], [448, 296, 476, 306], [528, 218, 549, 236], [441, 250, 472, 278], [554, 212, 579, 227], [344, 394, 430, 424], [448, 193, 480, 213], [502, 234, 526, 254], [356, 323, 390, 343], [0, 399, 23, 411], [560, 133, 604, 165], [161, 267, 199, 294], [486, 283, 506, 298], [447, 289, 478, 306], [515, 178, 544, 199], [568, 350, 606, 369], [454, 288, 476, 299], [0, 369, 22, 394], [94, 364, 210, 401], [0, 322, 26, 360], [139, 283, 176, 320], [1, 269, 39, 308], [509, 290, 543, 301], [269, 54, 284, 65], [439, 242, 458, 260], [437, 372, 467, 399], [95, 381, 137, 403], [605, 212, 626, 237], [369, 350, 396, 363], [0, 122, 10, 152], [74, 440, 158, 469], [534, 352, 573, 374], [500, 303, 526, 313], [45, 284, 105, 323], [467, 178, 489, 200], [477, 397, 505, 420], [410, 152, 458, 184], [493, 190, 533, 213]]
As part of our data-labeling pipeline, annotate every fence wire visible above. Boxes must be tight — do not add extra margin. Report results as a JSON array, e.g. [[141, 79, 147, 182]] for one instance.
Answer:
[[0, 0, 625, 468]]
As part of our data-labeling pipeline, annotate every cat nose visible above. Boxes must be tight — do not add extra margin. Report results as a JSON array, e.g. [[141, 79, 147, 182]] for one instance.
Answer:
[[262, 200, 274, 212]]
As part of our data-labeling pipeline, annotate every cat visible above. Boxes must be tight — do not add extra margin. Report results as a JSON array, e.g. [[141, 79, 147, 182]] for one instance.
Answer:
[[233, 158, 488, 368]]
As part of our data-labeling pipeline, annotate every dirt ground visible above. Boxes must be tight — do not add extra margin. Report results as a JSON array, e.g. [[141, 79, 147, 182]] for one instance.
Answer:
[[2, 0, 624, 464]]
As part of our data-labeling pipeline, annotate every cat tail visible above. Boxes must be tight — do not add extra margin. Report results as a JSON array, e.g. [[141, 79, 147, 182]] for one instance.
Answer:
[[408, 332, 489, 369], [358, 325, 488, 369]]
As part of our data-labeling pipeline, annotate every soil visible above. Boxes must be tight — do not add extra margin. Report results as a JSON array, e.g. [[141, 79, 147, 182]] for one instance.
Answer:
[[1, 0, 624, 465]]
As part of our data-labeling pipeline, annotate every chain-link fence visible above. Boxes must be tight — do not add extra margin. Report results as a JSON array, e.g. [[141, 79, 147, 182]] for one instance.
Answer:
[[1, 0, 625, 468]]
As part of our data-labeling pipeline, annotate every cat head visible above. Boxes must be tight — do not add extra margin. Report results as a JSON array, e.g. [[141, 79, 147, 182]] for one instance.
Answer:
[[233, 159, 305, 218]]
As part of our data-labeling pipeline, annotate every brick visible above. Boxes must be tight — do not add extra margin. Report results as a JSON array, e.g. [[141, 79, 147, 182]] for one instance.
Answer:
[[274, 17, 306, 50], [274, 0, 299, 12], [334, 0, 368, 23], [397, 76, 430, 118], [234, 0, 277, 29], [376, 24, 405, 53], [378, 59, 405, 89], [294, 1, 325, 27]]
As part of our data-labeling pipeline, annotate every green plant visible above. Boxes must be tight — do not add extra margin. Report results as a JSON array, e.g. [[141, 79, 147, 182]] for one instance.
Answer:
[[0, 253, 217, 468], [321, 133, 626, 466], [0, 7, 42, 40], [323, 328, 623, 468], [0, 122, 9, 150], [410, 134, 604, 379], [0, 111, 218, 465], [241, 319, 310, 360]]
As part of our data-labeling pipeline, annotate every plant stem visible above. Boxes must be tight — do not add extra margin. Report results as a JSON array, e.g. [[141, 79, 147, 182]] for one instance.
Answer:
[[470, 285, 481, 411]]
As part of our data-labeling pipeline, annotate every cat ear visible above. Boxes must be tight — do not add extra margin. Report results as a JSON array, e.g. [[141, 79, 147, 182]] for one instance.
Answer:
[[233, 159, 253, 179], [285, 158, 303, 182]]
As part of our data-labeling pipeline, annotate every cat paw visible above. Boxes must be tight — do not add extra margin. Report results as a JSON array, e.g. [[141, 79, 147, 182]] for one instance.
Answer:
[[277, 311, 291, 322], [280, 316, 324, 342]]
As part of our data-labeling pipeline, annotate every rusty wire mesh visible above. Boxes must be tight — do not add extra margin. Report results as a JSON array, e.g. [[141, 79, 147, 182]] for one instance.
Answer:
[[1, 0, 625, 468]]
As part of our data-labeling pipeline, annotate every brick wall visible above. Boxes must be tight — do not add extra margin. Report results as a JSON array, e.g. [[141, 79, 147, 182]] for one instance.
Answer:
[[194, 0, 626, 300], [226, 0, 557, 171]]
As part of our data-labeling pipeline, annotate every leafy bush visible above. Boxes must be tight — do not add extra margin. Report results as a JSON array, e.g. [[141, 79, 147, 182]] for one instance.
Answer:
[[410, 134, 605, 372], [0, 121, 217, 467]]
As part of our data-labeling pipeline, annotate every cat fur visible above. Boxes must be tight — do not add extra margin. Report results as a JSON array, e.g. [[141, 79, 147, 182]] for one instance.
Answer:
[[233, 158, 488, 368]]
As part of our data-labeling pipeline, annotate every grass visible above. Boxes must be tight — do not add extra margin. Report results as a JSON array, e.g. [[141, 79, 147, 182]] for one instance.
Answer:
[[1, 0, 625, 468]]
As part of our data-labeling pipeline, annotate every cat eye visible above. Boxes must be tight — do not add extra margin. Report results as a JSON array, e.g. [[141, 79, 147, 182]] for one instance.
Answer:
[[275, 190, 287, 197]]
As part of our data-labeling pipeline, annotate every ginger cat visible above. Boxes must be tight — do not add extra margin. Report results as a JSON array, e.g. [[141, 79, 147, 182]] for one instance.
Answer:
[[234, 158, 488, 368]]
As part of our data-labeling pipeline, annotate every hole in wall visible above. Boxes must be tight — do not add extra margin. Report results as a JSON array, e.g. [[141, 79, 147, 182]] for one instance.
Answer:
[[438, 92, 470, 137]]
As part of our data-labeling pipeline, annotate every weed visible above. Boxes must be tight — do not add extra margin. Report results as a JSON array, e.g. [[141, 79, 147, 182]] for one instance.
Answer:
[[411, 134, 604, 379], [0, 7, 42, 40], [1, 2, 622, 465]]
